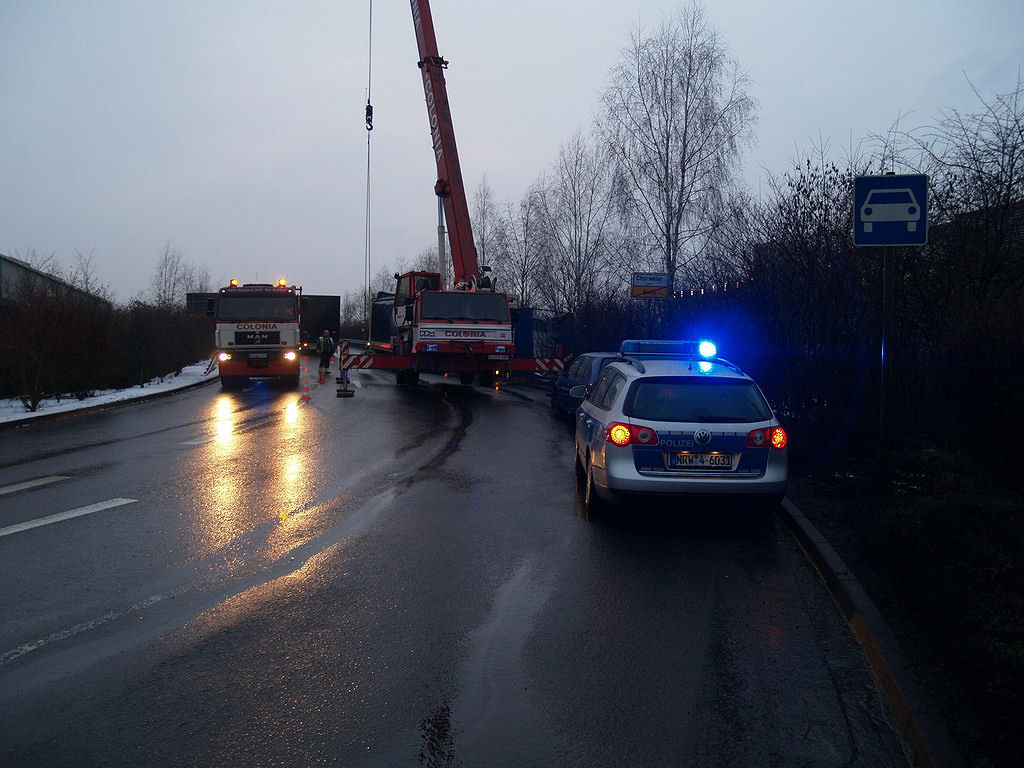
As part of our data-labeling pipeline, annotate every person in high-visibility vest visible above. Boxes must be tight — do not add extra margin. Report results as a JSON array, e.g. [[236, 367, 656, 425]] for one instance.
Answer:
[[316, 330, 335, 380]]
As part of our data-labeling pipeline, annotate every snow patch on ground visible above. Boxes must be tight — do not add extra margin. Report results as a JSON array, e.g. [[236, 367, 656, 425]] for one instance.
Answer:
[[0, 360, 218, 424]]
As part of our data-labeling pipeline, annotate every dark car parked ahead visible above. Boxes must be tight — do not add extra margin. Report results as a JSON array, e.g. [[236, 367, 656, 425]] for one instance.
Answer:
[[550, 352, 618, 417]]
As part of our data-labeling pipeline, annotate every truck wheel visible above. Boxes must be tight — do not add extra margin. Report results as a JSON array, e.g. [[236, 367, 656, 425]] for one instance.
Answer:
[[280, 375, 300, 389], [221, 376, 242, 391], [478, 371, 494, 387], [458, 372, 474, 386]]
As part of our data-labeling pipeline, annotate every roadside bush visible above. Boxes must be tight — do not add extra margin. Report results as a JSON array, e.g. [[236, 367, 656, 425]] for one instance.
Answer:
[[0, 287, 213, 409]]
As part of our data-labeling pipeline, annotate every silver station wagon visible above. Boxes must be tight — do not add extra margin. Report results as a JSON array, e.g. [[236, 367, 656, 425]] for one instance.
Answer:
[[572, 340, 788, 510]]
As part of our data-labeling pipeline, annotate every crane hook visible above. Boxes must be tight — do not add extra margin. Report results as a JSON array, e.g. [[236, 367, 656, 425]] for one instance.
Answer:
[[365, 102, 374, 131]]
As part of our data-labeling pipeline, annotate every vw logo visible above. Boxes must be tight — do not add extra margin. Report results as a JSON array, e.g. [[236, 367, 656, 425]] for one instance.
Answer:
[[693, 429, 712, 445]]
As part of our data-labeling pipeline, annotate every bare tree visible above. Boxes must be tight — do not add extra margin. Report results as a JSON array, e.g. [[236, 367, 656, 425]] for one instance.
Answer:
[[598, 2, 755, 292], [369, 263, 397, 295], [71, 251, 114, 302], [413, 245, 442, 274], [534, 132, 619, 315], [182, 264, 212, 295], [17, 248, 61, 275], [150, 242, 184, 306], [885, 74, 1024, 298], [472, 175, 500, 268], [150, 242, 210, 307], [340, 288, 367, 338], [493, 187, 543, 305]]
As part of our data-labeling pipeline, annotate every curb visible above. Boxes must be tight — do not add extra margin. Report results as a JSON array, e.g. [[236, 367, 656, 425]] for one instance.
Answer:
[[777, 498, 964, 768], [0, 375, 220, 431]]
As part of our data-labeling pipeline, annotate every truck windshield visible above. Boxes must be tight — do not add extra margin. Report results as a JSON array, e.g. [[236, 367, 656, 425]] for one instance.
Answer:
[[419, 292, 510, 322], [217, 296, 297, 321]]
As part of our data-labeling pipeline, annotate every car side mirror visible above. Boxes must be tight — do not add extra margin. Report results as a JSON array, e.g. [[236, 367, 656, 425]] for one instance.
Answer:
[[569, 385, 588, 399]]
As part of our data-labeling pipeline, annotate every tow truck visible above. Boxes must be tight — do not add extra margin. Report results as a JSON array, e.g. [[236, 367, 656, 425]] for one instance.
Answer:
[[211, 279, 302, 390], [338, 0, 561, 387]]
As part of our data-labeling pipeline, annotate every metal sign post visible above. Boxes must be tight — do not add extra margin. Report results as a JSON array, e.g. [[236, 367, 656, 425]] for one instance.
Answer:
[[853, 174, 928, 509], [879, 244, 895, 506]]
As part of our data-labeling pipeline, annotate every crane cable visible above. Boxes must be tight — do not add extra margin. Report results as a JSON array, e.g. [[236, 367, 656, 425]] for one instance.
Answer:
[[363, 0, 374, 342]]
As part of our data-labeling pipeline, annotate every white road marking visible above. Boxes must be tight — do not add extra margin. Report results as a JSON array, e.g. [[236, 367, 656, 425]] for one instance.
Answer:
[[0, 476, 70, 496], [0, 591, 169, 667], [180, 436, 215, 445], [0, 498, 138, 538]]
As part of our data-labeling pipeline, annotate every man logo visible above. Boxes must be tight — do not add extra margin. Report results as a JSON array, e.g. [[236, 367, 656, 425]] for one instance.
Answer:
[[694, 429, 712, 445]]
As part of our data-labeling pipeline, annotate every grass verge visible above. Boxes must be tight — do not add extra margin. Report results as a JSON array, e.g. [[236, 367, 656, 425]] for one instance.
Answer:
[[789, 450, 1023, 768]]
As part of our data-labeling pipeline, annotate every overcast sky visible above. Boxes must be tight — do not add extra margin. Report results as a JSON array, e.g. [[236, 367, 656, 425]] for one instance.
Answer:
[[2, 0, 1021, 301]]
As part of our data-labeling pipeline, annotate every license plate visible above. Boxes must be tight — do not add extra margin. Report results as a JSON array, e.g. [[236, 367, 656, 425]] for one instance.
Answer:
[[487, 354, 510, 360], [249, 353, 267, 358], [670, 452, 734, 469]]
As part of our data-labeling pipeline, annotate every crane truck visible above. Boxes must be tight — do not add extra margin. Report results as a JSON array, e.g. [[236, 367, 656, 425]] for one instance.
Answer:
[[339, 0, 562, 386], [212, 279, 302, 390]]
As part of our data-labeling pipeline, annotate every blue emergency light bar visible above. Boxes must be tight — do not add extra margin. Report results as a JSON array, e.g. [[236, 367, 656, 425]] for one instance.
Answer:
[[618, 339, 718, 359]]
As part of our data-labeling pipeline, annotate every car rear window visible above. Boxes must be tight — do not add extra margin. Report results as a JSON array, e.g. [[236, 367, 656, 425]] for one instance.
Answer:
[[624, 377, 772, 423], [591, 356, 615, 381], [565, 357, 586, 378]]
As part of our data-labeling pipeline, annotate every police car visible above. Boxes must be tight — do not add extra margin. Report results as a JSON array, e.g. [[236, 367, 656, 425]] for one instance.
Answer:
[[571, 340, 787, 510]]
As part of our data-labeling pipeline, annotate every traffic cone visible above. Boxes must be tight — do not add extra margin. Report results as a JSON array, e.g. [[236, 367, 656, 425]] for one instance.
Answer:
[[300, 366, 312, 400]]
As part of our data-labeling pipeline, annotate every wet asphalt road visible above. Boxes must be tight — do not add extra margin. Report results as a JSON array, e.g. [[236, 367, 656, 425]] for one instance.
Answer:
[[0, 367, 908, 767]]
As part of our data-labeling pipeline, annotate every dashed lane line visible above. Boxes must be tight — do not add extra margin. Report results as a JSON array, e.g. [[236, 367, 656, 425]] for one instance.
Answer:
[[0, 476, 70, 496], [0, 498, 138, 538]]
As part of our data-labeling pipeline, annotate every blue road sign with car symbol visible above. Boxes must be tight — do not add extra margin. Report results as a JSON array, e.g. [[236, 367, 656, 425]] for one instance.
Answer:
[[854, 174, 928, 246]]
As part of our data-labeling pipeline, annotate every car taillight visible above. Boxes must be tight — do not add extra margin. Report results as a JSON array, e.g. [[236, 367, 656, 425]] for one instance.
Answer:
[[605, 422, 660, 447], [747, 426, 787, 450], [608, 423, 631, 446]]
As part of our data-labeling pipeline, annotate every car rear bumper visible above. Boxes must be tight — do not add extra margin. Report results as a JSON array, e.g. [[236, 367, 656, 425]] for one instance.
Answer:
[[596, 449, 787, 497]]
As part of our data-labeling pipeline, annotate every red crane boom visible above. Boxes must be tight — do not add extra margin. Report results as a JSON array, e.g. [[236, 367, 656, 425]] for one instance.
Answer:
[[410, 0, 479, 287]]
